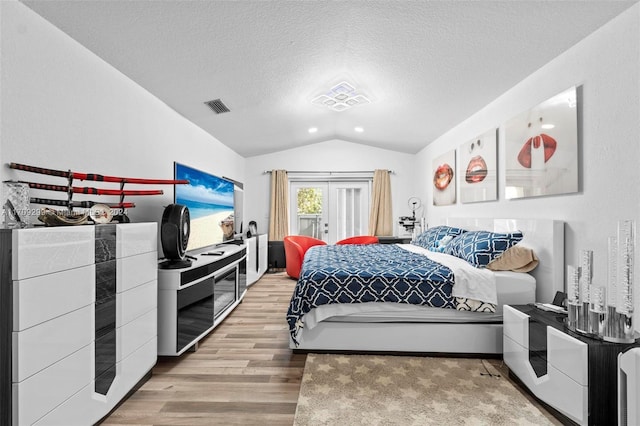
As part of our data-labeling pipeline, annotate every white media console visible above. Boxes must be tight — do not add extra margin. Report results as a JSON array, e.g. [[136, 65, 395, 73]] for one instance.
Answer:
[[157, 242, 249, 356], [0, 223, 158, 426]]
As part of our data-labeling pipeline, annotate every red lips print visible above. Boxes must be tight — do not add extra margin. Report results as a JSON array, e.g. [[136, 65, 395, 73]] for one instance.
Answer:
[[517, 133, 557, 168], [433, 164, 453, 190], [465, 155, 487, 184]]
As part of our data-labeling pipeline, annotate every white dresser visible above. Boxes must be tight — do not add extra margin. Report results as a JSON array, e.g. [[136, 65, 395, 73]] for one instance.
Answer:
[[0, 223, 158, 425]]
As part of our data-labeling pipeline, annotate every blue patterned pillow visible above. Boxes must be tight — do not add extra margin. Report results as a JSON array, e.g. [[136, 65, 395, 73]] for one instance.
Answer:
[[413, 226, 467, 251], [445, 230, 524, 267]]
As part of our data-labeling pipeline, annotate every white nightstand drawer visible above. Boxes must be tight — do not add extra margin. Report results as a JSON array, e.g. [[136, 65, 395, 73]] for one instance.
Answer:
[[503, 305, 529, 348], [503, 335, 531, 383], [548, 326, 588, 386], [542, 364, 588, 424]]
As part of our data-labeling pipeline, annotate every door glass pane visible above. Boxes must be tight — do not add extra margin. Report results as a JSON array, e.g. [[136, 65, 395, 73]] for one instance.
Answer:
[[336, 187, 362, 240], [296, 187, 323, 239]]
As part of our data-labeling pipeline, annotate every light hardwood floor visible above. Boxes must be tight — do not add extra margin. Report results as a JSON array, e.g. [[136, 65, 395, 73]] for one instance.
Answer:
[[101, 272, 305, 426]]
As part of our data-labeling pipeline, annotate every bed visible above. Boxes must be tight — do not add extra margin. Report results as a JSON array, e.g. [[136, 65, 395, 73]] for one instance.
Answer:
[[287, 218, 564, 354]]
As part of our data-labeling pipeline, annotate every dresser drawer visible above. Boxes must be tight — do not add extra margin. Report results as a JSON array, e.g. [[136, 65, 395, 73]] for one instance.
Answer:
[[117, 251, 158, 293], [12, 227, 94, 280], [116, 223, 157, 258], [12, 344, 92, 426], [117, 279, 157, 326], [13, 264, 95, 331], [12, 305, 93, 382], [117, 307, 157, 362]]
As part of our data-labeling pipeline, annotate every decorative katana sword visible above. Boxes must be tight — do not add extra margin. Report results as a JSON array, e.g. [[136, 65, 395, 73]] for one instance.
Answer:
[[30, 197, 136, 209], [9, 162, 189, 185], [21, 181, 163, 196]]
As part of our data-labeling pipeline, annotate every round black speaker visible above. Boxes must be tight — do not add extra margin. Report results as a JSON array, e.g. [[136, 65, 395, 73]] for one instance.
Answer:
[[160, 204, 191, 267]]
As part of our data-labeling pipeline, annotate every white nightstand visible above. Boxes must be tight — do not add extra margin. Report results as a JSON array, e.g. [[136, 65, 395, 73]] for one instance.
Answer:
[[503, 304, 639, 426]]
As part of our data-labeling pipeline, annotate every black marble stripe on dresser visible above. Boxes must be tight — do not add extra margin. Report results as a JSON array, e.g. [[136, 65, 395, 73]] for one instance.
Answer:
[[95, 224, 117, 395], [0, 230, 12, 425]]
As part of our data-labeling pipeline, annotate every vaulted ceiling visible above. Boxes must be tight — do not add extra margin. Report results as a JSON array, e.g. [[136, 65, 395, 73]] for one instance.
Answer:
[[22, 0, 638, 157]]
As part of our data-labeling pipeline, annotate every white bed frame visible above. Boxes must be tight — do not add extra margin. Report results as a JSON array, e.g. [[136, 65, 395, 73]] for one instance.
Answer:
[[290, 218, 564, 355]]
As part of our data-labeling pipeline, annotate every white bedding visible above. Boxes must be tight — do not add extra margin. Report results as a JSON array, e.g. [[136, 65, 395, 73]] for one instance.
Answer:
[[398, 244, 498, 304], [301, 268, 535, 329]]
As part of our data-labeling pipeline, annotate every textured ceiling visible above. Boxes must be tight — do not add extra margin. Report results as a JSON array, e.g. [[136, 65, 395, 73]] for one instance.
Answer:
[[22, 0, 638, 157]]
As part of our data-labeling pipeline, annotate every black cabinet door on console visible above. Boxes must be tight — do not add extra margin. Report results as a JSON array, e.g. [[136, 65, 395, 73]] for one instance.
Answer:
[[176, 278, 214, 352], [214, 267, 237, 319]]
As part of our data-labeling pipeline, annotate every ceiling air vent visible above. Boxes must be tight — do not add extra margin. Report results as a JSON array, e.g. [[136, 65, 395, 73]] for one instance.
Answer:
[[204, 98, 230, 114]]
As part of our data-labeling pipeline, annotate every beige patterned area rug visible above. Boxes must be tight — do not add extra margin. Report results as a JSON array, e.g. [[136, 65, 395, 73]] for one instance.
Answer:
[[294, 354, 562, 426]]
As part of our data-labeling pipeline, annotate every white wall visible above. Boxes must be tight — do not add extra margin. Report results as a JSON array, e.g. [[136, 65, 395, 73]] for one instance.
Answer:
[[415, 5, 640, 306], [5, 0, 639, 309], [0, 1, 245, 228], [245, 139, 416, 237]]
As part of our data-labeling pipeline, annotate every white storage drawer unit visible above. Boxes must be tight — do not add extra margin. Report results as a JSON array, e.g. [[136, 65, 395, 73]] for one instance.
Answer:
[[0, 223, 158, 425]]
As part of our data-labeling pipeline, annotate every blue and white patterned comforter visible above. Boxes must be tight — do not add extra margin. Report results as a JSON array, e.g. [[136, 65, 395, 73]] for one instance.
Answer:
[[286, 244, 457, 345]]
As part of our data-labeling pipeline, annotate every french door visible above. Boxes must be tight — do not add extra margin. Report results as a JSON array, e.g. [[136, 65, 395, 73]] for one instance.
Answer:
[[289, 181, 370, 244]]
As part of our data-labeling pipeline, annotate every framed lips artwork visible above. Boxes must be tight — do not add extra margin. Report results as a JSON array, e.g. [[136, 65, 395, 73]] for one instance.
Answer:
[[504, 86, 579, 199], [432, 149, 456, 206], [459, 128, 498, 203]]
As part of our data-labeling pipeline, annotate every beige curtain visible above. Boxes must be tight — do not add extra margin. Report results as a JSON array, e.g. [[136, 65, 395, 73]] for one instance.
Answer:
[[368, 169, 393, 236], [268, 169, 290, 240]]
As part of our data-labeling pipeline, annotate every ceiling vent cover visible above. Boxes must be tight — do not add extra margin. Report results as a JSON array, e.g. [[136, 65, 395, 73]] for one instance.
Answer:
[[204, 99, 230, 114]]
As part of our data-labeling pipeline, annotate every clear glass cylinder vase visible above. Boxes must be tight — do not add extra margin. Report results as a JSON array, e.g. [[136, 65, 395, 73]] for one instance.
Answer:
[[566, 264, 581, 332], [576, 250, 593, 334], [603, 220, 635, 343], [2, 180, 29, 228]]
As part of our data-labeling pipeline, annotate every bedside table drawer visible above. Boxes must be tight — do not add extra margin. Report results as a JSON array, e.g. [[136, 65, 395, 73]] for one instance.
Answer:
[[548, 327, 588, 386], [503, 305, 529, 348], [544, 363, 588, 424]]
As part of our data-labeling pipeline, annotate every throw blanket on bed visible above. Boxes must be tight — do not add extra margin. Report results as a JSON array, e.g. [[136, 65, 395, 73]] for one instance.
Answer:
[[287, 244, 460, 345]]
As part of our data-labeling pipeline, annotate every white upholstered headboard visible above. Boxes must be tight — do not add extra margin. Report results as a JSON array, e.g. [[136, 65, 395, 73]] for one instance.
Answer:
[[445, 218, 565, 303]]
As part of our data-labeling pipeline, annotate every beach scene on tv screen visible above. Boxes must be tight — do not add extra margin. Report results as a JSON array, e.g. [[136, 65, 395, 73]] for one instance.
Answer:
[[175, 163, 234, 251]]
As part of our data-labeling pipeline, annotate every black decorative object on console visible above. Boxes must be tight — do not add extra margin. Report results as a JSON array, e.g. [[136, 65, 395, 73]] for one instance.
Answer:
[[160, 204, 192, 269], [247, 221, 257, 238]]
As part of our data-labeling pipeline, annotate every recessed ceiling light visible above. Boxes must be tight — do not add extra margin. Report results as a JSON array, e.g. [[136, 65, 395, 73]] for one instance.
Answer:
[[541, 124, 555, 129], [354, 126, 364, 133], [308, 127, 318, 133], [311, 81, 371, 112]]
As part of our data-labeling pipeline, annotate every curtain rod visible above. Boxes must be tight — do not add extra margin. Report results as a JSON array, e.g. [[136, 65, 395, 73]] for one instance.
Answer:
[[263, 170, 395, 174]]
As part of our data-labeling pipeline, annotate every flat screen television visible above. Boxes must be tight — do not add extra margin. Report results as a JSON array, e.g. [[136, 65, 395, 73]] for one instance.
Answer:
[[174, 162, 235, 252]]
